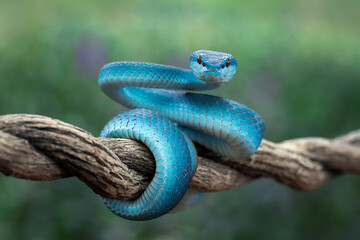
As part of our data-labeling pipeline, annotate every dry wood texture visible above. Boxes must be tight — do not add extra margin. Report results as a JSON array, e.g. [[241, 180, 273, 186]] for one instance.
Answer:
[[0, 114, 359, 200]]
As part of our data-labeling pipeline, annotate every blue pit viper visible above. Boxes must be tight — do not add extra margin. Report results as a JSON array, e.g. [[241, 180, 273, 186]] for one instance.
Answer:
[[98, 50, 265, 221]]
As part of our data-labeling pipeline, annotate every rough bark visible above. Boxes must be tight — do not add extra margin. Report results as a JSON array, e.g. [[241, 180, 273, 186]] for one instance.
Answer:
[[0, 114, 359, 200]]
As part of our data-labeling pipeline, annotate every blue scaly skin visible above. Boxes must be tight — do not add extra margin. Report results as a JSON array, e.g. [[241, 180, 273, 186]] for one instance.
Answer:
[[99, 50, 265, 220]]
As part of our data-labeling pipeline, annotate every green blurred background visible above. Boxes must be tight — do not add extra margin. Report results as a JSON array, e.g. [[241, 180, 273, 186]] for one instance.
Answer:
[[0, 0, 359, 239]]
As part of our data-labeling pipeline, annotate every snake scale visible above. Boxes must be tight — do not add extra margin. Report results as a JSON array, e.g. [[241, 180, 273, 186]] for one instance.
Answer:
[[98, 50, 265, 221]]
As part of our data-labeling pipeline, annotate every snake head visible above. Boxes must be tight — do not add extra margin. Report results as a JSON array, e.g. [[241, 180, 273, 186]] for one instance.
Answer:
[[190, 50, 237, 85]]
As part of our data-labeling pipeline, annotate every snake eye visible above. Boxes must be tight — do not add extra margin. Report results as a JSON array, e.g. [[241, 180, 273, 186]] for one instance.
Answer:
[[226, 58, 231, 67], [197, 56, 202, 64]]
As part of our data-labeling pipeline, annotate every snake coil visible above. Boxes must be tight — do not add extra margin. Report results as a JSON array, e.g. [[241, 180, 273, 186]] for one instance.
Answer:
[[98, 50, 265, 220]]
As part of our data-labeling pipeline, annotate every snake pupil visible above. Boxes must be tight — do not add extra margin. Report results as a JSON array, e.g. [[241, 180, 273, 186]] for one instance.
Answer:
[[197, 56, 201, 64], [226, 58, 231, 67]]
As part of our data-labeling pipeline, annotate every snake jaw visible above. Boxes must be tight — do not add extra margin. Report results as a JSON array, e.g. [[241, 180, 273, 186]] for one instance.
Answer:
[[199, 70, 228, 84]]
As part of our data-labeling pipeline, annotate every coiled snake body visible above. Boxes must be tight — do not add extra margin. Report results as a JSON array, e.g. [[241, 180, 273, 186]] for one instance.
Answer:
[[98, 50, 265, 220]]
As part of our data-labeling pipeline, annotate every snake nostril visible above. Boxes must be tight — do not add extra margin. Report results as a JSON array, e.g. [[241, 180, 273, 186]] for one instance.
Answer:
[[202, 63, 206, 67]]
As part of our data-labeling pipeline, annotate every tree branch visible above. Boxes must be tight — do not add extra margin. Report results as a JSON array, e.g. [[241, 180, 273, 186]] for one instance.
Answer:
[[0, 114, 359, 200]]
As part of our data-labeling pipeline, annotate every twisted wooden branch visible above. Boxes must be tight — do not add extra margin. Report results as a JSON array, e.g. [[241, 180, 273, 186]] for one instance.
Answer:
[[0, 114, 359, 200]]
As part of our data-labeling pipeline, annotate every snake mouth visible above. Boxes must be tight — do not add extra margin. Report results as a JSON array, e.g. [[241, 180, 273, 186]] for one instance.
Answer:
[[200, 70, 221, 76], [199, 71, 228, 84]]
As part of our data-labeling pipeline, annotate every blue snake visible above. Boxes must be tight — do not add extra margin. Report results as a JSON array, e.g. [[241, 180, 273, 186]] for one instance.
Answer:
[[98, 50, 265, 221]]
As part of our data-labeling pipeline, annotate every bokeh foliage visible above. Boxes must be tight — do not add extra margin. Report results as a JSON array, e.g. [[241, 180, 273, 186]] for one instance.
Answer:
[[0, 0, 359, 239]]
